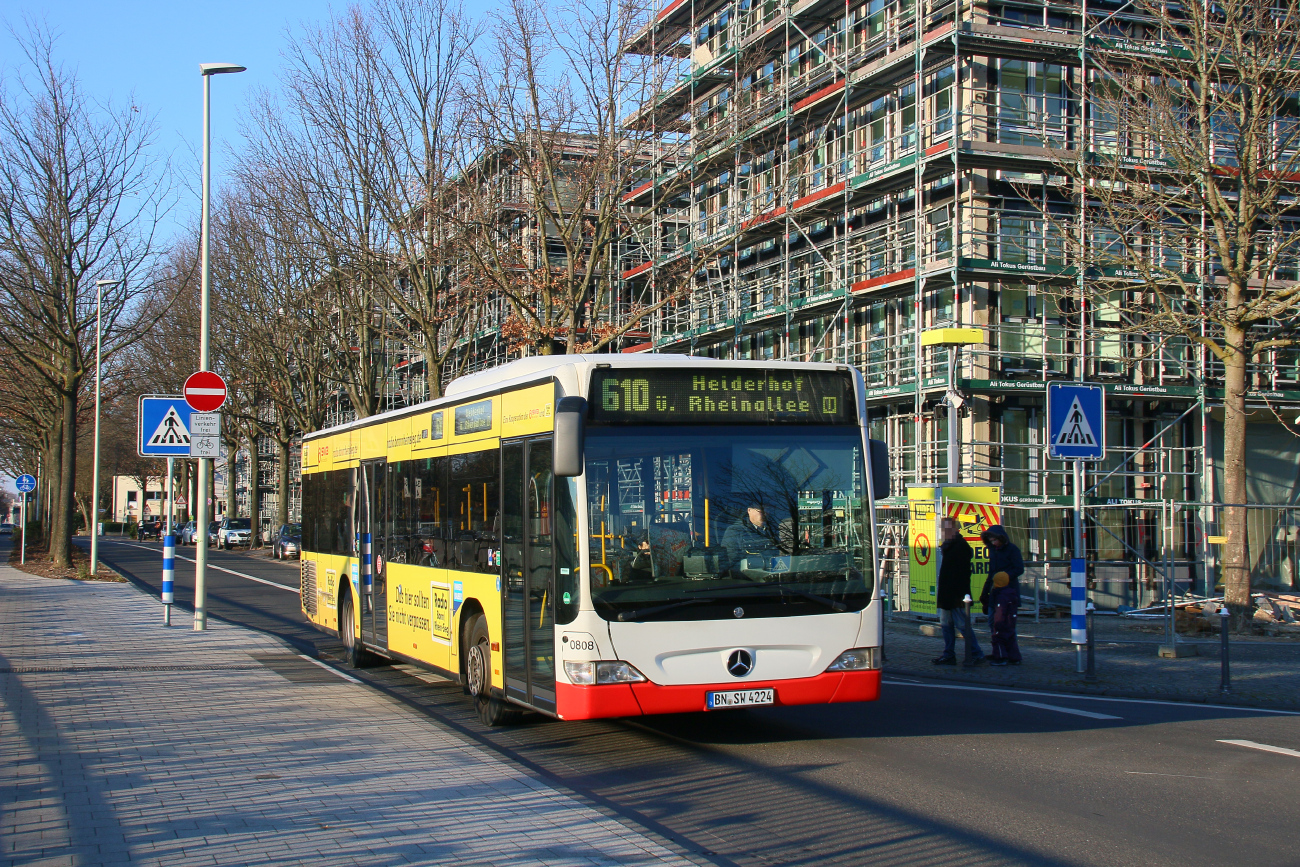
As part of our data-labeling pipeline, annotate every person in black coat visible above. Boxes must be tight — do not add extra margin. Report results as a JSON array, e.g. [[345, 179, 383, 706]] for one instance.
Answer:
[[932, 517, 985, 666], [979, 525, 1024, 665]]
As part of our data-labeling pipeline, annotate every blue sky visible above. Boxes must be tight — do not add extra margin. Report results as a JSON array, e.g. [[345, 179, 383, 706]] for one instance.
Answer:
[[2, 0, 346, 243], [2, 1, 337, 493], [2, 0, 511, 493]]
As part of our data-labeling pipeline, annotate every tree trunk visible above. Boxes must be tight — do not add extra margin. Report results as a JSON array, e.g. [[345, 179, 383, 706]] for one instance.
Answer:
[[206, 462, 215, 521], [51, 388, 77, 567], [75, 492, 90, 541], [42, 441, 59, 542], [225, 440, 239, 520], [179, 461, 191, 523], [249, 436, 262, 546], [425, 348, 443, 400], [276, 437, 290, 528], [1220, 336, 1251, 630]]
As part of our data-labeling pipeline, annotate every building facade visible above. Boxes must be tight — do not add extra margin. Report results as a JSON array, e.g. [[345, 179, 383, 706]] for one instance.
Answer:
[[619, 0, 1300, 605]]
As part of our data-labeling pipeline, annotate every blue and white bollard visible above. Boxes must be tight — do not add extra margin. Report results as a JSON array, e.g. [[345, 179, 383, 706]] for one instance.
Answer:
[[1071, 557, 1087, 672], [162, 534, 176, 626]]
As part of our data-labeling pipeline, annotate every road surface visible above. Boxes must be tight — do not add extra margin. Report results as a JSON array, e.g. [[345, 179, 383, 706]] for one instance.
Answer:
[[89, 538, 1300, 867]]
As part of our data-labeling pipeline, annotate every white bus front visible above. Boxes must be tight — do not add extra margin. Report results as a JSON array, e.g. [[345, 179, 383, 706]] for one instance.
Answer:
[[553, 364, 884, 720]]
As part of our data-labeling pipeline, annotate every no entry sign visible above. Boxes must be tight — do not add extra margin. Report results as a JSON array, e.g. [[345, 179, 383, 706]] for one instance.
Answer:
[[184, 371, 228, 413]]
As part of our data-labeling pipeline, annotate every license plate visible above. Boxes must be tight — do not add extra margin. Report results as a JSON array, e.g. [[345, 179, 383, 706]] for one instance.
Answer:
[[707, 688, 775, 709]]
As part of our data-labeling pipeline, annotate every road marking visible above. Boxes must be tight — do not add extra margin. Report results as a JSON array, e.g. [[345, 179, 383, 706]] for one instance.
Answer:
[[1012, 700, 1122, 720], [103, 541, 299, 593], [1125, 771, 1219, 780], [1217, 739, 1300, 759], [882, 678, 1300, 716], [297, 654, 361, 684]]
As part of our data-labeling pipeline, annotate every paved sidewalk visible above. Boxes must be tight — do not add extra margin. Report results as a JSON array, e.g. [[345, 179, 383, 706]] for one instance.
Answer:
[[0, 542, 699, 867], [886, 613, 1300, 711]]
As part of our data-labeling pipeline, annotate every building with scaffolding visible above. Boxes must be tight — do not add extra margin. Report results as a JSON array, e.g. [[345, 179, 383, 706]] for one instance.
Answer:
[[620, 0, 1300, 608]]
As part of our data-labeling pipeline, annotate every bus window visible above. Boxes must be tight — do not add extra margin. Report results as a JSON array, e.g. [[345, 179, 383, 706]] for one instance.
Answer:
[[448, 449, 500, 574]]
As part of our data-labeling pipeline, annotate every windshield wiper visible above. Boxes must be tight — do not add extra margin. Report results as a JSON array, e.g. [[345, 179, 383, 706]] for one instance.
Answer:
[[686, 581, 848, 612], [615, 582, 853, 622], [615, 598, 710, 622], [766, 583, 848, 612]]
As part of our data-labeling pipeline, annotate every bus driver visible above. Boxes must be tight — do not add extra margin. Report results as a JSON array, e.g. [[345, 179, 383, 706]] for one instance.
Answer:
[[723, 497, 781, 571]]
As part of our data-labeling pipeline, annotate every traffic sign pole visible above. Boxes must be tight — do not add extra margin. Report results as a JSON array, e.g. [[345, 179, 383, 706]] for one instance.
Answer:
[[1073, 460, 1086, 673], [184, 371, 226, 633], [15, 475, 35, 566], [1047, 383, 1105, 677], [162, 457, 174, 626]]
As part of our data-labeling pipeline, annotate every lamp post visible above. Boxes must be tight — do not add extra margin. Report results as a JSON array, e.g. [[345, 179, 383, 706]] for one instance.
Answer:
[[921, 327, 986, 483], [195, 61, 245, 631], [91, 279, 121, 577]]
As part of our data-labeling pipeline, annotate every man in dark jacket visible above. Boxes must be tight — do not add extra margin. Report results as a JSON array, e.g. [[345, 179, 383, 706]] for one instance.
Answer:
[[723, 499, 781, 573], [933, 516, 985, 666], [979, 524, 1024, 664]]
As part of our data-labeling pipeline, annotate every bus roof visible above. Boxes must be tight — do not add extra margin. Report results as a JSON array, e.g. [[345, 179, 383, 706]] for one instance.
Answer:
[[302, 353, 851, 441]]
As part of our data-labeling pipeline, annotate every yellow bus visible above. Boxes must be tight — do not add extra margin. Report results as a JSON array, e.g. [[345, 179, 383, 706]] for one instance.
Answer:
[[300, 354, 889, 725]]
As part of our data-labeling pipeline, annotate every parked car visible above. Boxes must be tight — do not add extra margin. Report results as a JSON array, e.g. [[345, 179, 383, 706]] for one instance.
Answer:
[[273, 523, 302, 560], [206, 521, 221, 546], [0, 522, 13, 535], [217, 517, 253, 549], [179, 521, 198, 545], [138, 518, 164, 541]]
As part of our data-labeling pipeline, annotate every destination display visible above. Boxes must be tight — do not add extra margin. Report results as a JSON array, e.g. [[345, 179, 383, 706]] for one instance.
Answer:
[[589, 368, 856, 426]]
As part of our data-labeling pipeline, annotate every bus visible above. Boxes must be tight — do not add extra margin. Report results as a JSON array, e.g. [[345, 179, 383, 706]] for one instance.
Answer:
[[299, 354, 890, 725]]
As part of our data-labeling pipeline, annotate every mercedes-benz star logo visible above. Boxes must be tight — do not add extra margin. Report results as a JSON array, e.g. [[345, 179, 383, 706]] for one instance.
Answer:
[[727, 649, 754, 678]]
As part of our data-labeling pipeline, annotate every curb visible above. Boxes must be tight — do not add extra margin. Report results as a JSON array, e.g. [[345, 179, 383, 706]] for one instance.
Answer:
[[883, 664, 1300, 713]]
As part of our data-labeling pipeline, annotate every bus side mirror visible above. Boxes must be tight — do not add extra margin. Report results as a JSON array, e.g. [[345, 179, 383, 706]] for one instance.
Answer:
[[869, 438, 890, 501], [554, 397, 586, 477]]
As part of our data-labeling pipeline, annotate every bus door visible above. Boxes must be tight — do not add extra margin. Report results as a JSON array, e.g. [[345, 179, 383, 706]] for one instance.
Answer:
[[360, 459, 389, 649], [501, 437, 556, 712]]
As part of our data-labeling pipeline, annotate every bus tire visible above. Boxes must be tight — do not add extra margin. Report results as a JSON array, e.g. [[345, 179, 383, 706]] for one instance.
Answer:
[[465, 616, 521, 727], [339, 590, 372, 669]]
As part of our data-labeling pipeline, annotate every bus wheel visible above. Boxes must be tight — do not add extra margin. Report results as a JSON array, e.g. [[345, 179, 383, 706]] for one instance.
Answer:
[[340, 591, 369, 669], [466, 617, 520, 727]]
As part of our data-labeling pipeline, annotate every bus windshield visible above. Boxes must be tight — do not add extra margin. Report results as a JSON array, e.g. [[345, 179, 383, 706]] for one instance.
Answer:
[[585, 426, 873, 621]]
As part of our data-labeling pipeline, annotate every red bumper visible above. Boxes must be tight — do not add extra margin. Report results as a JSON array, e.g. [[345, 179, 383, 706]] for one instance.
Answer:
[[555, 669, 880, 720]]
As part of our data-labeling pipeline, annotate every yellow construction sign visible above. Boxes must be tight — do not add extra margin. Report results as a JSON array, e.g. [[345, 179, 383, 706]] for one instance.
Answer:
[[907, 485, 1001, 615]]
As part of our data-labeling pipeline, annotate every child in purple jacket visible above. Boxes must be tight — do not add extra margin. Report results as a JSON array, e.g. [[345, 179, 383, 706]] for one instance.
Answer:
[[985, 571, 1021, 665]]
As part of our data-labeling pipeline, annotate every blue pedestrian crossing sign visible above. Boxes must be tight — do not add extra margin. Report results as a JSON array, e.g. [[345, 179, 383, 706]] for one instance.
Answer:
[[1047, 382, 1105, 461], [138, 395, 193, 457]]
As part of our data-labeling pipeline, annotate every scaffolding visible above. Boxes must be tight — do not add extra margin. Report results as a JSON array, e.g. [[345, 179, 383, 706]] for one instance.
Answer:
[[622, 0, 1300, 507]]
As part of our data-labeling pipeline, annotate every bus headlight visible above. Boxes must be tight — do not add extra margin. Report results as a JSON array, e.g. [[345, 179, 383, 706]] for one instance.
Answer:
[[564, 660, 649, 685], [825, 648, 880, 672]]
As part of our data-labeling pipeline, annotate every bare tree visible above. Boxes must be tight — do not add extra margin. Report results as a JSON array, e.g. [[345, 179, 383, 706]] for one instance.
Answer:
[[0, 27, 170, 566], [1056, 0, 1300, 625], [456, 0, 706, 357], [212, 182, 343, 529], [238, 0, 482, 412]]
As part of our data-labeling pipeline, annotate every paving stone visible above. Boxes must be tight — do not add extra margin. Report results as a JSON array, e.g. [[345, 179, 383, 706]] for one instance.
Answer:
[[0, 549, 701, 867]]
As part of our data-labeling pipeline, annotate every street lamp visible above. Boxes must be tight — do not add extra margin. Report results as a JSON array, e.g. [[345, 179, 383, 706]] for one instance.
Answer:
[[921, 327, 985, 483], [91, 278, 121, 578], [195, 61, 245, 632]]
